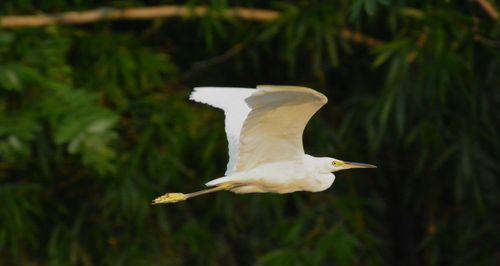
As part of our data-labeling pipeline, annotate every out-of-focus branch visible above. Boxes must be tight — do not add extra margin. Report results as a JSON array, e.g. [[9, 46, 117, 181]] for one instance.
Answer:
[[180, 43, 245, 81], [475, 0, 499, 20], [0, 6, 279, 28], [340, 29, 383, 47], [0, 5, 383, 47]]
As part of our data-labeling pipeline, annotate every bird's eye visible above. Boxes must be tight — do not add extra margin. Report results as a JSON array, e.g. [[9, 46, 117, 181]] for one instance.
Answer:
[[332, 161, 344, 166]]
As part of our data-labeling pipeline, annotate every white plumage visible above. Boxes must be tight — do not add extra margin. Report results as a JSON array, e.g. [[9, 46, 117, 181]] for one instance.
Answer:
[[153, 85, 376, 204], [189, 87, 254, 175]]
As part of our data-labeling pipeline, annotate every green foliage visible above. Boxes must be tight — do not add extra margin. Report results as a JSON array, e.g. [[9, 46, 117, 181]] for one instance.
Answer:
[[350, 0, 390, 20], [0, 1, 499, 265], [259, 2, 346, 74]]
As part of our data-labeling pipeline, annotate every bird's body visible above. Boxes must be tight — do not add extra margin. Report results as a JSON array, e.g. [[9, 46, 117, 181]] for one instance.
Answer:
[[209, 155, 336, 194], [153, 85, 375, 204]]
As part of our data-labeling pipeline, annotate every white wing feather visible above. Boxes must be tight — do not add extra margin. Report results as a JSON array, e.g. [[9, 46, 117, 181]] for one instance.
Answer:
[[233, 85, 327, 173], [189, 87, 255, 174], [190, 85, 327, 185]]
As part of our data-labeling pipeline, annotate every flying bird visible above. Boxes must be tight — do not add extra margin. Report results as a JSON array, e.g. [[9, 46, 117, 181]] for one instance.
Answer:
[[153, 85, 375, 204]]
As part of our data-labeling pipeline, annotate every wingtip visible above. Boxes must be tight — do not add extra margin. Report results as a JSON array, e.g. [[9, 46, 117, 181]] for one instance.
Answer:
[[189, 87, 207, 102]]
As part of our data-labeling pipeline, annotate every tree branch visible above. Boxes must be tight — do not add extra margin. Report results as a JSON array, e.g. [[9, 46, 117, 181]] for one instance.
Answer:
[[180, 43, 245, 81], [0, 5, 382, 47], [0, 6, 277, 28], [475, 0, 499, 20]]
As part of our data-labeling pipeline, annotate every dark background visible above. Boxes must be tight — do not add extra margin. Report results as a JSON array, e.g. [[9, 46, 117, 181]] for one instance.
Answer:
[[0, 1, 499, 265]]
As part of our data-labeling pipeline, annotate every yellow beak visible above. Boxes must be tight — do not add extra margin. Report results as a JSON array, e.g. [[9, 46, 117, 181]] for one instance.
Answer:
[[344, 161, 377, 169]]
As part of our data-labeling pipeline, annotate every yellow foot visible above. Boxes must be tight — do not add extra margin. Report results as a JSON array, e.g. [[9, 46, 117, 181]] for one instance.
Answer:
[[152, 193, 188, 204]]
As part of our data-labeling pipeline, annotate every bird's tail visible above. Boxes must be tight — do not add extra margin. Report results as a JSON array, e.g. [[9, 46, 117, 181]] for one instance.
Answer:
[[152, 183, 234, 205]]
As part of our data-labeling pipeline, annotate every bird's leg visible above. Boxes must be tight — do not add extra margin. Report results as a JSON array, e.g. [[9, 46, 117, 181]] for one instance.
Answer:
[[152, 183, 235, 204]]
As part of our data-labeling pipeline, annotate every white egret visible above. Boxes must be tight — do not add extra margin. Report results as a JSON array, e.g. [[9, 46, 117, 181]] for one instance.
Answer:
[[153, 85, 375, 204]]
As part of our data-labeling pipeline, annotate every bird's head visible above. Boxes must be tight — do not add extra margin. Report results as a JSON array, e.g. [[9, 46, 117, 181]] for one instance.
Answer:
[[328, 158, 377, 173]]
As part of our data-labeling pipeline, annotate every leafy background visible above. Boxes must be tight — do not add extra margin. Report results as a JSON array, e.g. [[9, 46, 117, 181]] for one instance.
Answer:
[[0, 0, 499, 265]]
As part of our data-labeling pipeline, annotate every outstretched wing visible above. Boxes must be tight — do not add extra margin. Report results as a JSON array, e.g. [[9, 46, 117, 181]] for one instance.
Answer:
[[190, 87, 255, 175], [234, 85, 327, 173]]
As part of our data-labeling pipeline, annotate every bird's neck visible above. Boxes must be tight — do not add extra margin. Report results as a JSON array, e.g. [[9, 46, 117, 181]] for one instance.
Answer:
[[304, 154, 333, 174]]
